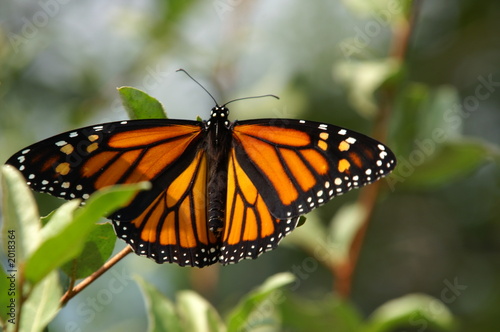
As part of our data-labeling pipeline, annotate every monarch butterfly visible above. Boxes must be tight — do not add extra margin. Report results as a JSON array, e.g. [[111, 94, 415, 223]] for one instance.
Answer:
[[5, 82, 396, 268]]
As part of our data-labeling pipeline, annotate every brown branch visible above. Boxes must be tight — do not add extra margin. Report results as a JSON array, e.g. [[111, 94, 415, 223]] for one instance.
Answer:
[[60, 245, 133, 306], [334, 0, 422, 299]]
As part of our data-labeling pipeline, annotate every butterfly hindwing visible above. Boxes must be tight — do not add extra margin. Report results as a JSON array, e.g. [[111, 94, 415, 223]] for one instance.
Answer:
[[220, 148, 300, 264], [113, 150, 221, 267]]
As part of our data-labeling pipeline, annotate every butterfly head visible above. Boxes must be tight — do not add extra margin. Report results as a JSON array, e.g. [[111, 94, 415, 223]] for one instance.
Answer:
[[208, 105, 230, 127], [211, 105, 229, 117]]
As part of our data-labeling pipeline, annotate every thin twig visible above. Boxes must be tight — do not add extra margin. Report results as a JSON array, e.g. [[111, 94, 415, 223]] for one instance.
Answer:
[[334, 0, 422, 298], [60, 245, 133, 306], [67, 259, 78, 296]]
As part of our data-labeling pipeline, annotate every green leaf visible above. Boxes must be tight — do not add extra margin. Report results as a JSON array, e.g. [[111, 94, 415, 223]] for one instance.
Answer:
[[391, 84, 464, 158], [118, 86, 167, 119], [24, 182, 150, 284], [177, 291, 225, 332], [390, 83, 430, 156], [61, 223, 116, 280], [19, 271, 62, 332], [391, 140, 496, 190], [135, 277, 225, 332], [1, 165, 41, 263], [227, 272, 295, 332], [135, 276, 183, 332], [280, 295, 362, 332], [39, 199, 81, 242], [40, 210, 56, 227], [296, 215, 307, 228], [363, 293, 456, 332]]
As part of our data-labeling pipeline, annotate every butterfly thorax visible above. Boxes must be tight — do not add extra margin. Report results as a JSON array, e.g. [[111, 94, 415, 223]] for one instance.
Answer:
[[206, 106, 232, 237]]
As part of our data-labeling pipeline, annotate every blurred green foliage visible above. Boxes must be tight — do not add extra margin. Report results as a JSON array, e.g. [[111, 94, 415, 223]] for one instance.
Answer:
[[1, 0, 500, 331]]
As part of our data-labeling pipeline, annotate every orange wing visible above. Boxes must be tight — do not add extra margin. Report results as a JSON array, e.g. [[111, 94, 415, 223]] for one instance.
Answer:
[[231, 119, 396, 219], [6, 119, 222, 266], [7, 120, 203, 204], [220, 148, 300, 264], [113, 149, 220, 266], [220, 119, 396, 263]]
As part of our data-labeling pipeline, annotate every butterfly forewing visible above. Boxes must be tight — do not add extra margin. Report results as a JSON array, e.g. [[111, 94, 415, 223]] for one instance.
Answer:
[[6, 120, 204, 203]]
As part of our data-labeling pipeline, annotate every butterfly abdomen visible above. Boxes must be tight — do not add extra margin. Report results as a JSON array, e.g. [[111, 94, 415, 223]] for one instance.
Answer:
[[206, 111, 233, 237]]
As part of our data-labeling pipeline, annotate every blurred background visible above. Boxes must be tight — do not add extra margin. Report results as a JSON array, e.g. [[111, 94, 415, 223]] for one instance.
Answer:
[[1, 0, 499, 331]]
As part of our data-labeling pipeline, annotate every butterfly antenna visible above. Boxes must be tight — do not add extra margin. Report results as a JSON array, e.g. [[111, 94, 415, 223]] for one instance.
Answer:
[[176, 69, 219, 106], [223, 94, 280, 107]]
